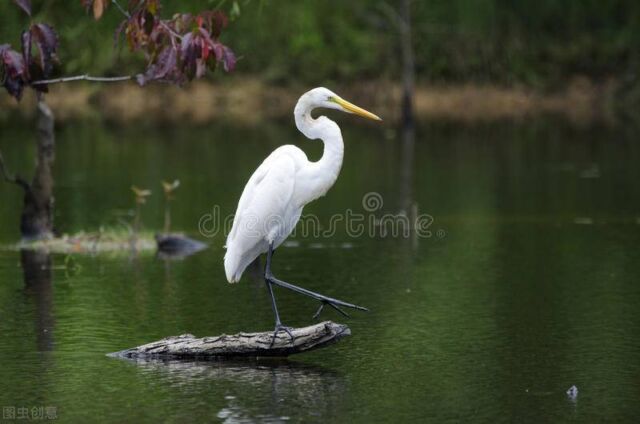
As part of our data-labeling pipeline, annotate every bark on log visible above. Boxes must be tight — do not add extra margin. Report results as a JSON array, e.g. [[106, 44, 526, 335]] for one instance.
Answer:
[[108, 321, 350, 359]]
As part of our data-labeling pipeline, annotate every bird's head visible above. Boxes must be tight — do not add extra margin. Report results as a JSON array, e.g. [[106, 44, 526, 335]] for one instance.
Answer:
[[302, 87, 382, 121]]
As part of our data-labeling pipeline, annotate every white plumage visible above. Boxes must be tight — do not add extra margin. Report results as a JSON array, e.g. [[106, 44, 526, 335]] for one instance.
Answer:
[[224, 87, 381, 284]]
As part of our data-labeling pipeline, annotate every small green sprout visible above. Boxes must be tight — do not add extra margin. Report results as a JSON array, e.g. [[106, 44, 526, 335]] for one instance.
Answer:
[[131, 185, 152, 236], [161, 179, 180, 234]]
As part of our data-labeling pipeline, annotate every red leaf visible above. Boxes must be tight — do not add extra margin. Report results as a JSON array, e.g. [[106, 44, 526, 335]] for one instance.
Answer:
[[180, 32, 196, 62], [30, 23, 59, 76], [198, 28, 214, 60], [211, 42, 223, 61], [136, 45, 177, 85], [20, 30, 31, 78], [31, 24, 58, 53], [195, 58, 206, 78], [4, 76, 25, 99], [221, 45, 236, 72], [210, 11, 228, 38], [1, 47, 27, 99], [201, 40, 210, 61], [199, 11, 228, 38], [12, 0, 31, 16], [1, 48, 27, 78]]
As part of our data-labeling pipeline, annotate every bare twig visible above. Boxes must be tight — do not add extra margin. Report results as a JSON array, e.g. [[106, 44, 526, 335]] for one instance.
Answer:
[[31, 74, 133, 85], [111, 0, 131, 18], [159, 20, 184, 41], [0, 149, 30, 191]]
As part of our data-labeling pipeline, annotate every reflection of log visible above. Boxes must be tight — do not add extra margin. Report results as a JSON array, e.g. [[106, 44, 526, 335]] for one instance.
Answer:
[[109, 321, 350, 359], [119, 359, 347, 421]]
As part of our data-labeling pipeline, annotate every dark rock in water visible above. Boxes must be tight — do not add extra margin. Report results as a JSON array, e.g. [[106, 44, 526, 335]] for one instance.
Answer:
[[155, 233, 208, 259]]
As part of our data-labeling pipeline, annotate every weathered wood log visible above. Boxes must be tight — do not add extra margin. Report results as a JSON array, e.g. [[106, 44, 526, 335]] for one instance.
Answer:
[[108, 321, 350, 359]]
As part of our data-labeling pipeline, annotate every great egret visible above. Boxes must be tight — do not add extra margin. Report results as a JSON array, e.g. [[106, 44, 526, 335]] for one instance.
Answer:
[[224, 87, 381, 340]]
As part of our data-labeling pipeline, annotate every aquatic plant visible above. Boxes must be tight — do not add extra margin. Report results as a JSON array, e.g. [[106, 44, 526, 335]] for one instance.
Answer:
[[161, 179, 180, 234]]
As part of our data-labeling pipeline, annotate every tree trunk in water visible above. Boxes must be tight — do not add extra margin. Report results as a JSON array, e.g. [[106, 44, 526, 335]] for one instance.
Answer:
[[399, 122, 415, 216], [21, 249, 55, 351], [20, 99, 56, 240], [397, 0, 416, 227], [400, 0, 415, 127]]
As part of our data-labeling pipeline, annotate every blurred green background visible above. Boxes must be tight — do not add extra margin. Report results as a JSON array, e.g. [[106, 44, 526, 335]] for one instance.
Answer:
[[1, 0, 639, 88]]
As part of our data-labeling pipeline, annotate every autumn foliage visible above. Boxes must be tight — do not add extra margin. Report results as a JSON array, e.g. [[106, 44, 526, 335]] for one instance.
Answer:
[[1, 0, 236, 100]]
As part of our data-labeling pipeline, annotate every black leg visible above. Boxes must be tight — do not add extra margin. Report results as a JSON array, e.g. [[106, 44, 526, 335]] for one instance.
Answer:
[[264, 244, 294, 346], [264, 242, 369, 321], [265, 276, 282, 326]]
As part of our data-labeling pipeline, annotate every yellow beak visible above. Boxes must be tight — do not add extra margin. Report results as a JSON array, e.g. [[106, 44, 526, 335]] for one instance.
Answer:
[[331, 96, 382, 121]]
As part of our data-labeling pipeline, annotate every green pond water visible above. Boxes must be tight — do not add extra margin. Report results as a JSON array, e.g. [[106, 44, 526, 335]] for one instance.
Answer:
[[0, 117, 639, 422]]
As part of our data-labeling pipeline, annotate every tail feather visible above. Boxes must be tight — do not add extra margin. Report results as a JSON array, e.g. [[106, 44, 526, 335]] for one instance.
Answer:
[[224, 246, 242, 283], [224, 240, 266, 283]]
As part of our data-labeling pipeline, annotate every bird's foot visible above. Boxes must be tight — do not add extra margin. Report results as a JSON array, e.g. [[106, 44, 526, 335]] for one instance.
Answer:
[[266, 274, 369, 317], [270, 324, 295, 347], [312, 300, 351, 320]]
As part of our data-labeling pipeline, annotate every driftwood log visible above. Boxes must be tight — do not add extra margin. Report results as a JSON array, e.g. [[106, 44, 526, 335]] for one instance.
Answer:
[[108, 321, 350, 359]]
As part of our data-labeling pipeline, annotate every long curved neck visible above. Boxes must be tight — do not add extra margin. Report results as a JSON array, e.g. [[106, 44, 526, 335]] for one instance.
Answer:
[[294, 102, 344, 202]]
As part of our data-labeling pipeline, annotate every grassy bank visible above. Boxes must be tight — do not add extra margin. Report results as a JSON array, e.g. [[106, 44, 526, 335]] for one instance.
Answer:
[[0, 77, 622, 126]]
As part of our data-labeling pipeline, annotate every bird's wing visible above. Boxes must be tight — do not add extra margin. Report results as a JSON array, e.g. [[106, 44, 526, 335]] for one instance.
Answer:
[[226, 149, 297, 248]]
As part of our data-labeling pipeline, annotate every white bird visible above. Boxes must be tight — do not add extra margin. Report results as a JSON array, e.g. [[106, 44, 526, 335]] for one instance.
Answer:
[[224, 87, 381, 339]]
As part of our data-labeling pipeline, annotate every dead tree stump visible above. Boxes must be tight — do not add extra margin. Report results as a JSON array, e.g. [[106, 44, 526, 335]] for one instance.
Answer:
[[0, 99, 56, 240], [108, 321, 350, 359]]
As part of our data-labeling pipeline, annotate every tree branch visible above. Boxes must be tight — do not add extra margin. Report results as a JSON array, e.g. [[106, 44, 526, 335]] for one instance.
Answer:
[[111, 0, 131, 18], [112, 0, 183, 41], [0, 149, 30, 191], [159, 20, 184, 41], [31, 74, 133, 85], [378, 1, 407, 32]]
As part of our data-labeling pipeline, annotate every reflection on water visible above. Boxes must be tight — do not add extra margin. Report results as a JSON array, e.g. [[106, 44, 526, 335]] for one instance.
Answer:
[[124, 358, 346, 423], [20, 249, 54, 352], [0, 119, 639, 422]]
